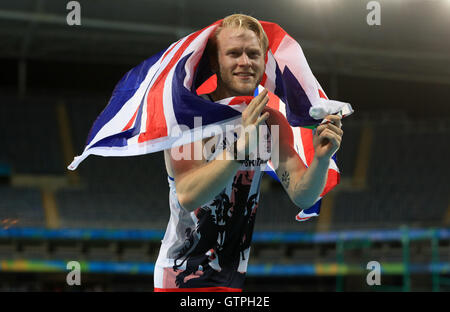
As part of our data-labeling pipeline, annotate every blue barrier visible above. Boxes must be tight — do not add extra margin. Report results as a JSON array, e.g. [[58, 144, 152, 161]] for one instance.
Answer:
[[1, 259, 449, 276], [0, 227, 449, 243]]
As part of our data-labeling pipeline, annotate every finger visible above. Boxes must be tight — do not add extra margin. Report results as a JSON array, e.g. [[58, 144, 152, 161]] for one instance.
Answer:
[[255, 111, 270, 126], [325, 114, 341, 122], [319, 128, 340, 142], [315, 124, 328, 136], [249, 94, 269, 122], [324, 115, 342, 128], [319, 129, 341, 146], [255, 93, 270, 116], [324, 123, 344, 137], [246, 89, 268, 114]]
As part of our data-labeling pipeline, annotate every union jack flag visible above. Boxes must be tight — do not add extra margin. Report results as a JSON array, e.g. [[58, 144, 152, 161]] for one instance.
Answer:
[[68, 19, 353, 221]]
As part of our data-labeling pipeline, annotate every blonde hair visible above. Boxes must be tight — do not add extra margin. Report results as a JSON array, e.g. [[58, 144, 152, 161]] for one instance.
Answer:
[[208, 14, 269, 58]]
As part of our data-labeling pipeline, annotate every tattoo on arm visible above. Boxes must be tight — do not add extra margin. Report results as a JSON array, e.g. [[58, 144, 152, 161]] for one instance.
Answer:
[[281, 171, 290, 189]]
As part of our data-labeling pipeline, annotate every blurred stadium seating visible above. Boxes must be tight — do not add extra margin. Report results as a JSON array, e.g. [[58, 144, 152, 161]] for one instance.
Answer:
[[334, 117, 449, 230], [0, 186, 45, 228], [0, 96, 65, 175]]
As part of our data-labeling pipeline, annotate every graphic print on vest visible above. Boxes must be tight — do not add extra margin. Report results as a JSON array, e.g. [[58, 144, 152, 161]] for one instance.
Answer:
[[171, 170, 258, 288]]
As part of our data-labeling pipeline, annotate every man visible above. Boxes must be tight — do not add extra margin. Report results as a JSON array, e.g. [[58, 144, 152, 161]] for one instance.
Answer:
[[154, 14, 343, 292]]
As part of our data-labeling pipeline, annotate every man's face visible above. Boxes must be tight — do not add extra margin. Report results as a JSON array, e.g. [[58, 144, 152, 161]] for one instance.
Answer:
[[213, 27, 265, 98]]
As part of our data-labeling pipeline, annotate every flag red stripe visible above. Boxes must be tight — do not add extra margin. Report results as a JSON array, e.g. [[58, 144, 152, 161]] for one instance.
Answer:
[[300, 127, 314, 166], [267, 91, 280, 111], [196, 74, 217, 95], [122, 106, 139, 132], [138, 29, 205, 143], [161, 39, 181, 62], [318, 89, 328, 100], [321, 169, 340, 196], [296, 216, 311, 221], [229, 96, 253, 106], [261, 21, 286, 54]]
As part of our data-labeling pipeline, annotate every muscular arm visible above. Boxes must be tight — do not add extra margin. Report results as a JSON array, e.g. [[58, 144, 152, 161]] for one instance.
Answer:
[[277, 147, 330, 209], [167, 138, 242, 211], [267, 108, 343, 209]]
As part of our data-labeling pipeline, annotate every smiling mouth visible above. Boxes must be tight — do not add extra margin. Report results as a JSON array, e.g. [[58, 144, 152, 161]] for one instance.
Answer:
[[234, 73, 254, 79]]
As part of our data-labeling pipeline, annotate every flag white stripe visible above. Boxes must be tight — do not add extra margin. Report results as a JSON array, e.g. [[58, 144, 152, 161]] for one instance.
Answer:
[[264, 51, 278, 93], [182, 25, 218, 89]]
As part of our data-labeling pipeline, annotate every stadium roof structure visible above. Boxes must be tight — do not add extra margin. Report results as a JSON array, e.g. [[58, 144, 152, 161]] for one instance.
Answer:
[[0, 0, 449, 86]]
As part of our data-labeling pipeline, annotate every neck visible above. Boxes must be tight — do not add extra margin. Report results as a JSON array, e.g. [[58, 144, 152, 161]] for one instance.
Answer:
[[209, 89, 227, 102]]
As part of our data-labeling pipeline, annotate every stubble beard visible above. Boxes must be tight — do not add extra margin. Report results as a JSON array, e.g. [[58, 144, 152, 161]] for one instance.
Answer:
[[217, 69, 262, 98]]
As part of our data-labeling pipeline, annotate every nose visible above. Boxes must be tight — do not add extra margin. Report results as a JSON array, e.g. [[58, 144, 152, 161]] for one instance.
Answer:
[[237, 53, 250, 66]]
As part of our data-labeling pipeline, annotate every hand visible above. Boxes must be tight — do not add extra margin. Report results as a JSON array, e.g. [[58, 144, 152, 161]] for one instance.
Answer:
[[313, 114, 343, 161], [234, 89, 270, 158], [241, 88, 270, 128]]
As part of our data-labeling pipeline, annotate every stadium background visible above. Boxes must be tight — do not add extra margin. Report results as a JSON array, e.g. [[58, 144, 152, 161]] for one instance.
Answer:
[[0, 0, 449, 291]]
